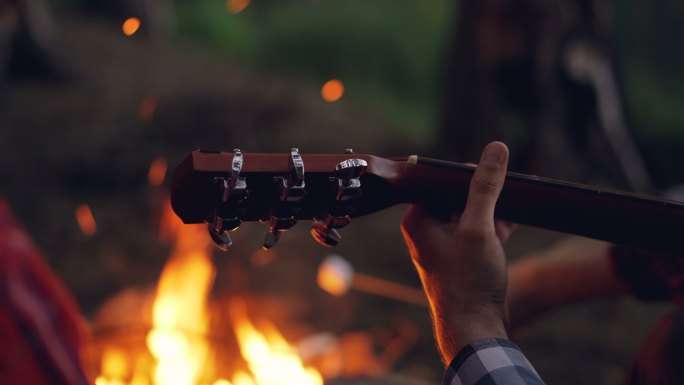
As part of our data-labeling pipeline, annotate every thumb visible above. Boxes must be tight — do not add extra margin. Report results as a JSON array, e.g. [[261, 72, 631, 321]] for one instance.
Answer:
[[460, 142, 509, 227]]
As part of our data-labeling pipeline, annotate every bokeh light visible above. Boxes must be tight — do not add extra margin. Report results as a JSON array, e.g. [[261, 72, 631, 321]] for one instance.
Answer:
[[321, 79, 344, 102], [122, 17, 141, 37], [148, 157, 168, 187], [75, 204, 97, 236], [138, 96, 158, 122], [227, 0, 251, 14]]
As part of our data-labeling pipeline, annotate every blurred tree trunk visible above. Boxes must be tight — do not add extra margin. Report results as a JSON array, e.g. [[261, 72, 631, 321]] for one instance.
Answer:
[[439, 0, 546, 170], [439, 0, 652, 190], [0, 0, 68, 80]]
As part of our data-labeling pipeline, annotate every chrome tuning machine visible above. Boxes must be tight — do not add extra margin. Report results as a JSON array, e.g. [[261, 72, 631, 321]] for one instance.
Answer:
[[263, 214, 297, 250], [263, 148, 307, 250], [216, 148, 248, 203], [274, 148, 307, 201], [208, 149, 248, 251], [333, 158, 367, 201], [310, 155, 367, 247], [310, 208, 350, 247]]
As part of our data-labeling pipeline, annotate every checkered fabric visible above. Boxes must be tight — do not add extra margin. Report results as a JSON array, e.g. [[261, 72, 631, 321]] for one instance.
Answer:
[[444, 338, 545, 385]]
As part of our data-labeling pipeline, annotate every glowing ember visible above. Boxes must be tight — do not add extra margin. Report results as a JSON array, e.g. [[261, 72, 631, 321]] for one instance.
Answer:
[[321, 80, 344, 102], [122, 17, 141, 36], [148, 158, 168, 187], [227, 0, 251, 14], [75, 204, 97, 236]]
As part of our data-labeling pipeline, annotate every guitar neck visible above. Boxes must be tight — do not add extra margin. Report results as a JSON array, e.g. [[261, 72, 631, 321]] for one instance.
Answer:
[[390, 156, 684, 254], [170, 150, 683, 253]]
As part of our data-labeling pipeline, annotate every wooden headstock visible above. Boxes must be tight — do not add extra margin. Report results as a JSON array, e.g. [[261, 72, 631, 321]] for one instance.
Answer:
[[171, 149, 403, 250]]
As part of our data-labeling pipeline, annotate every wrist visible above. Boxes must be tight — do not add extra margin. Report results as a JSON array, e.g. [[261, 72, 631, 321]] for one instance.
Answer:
[[431, 300, 508, 364]]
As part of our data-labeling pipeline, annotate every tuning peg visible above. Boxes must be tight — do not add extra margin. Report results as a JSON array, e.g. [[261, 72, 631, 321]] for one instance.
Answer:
[[333, 159, 367, 201], [274, 147, 307, 202], [208, 222, 232, 252], [262, 231, 280, 250], [207, 210, 240, 251], [214, 149, 248, 203], [262, 214, 297, 250], [335, 158, 367, 183], [310, 220, 342, 247], [215, 215, 241, 232]]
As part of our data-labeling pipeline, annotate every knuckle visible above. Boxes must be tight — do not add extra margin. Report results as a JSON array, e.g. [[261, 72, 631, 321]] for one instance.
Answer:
[[471, 172, 500, 196]]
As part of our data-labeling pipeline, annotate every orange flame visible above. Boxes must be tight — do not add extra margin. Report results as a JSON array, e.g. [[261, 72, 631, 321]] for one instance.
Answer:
[[146, 203, 214, 385], [147, 158, 168, 187], [96, 201, 324, 384], [95, 348, 128, 385], [76, 204, 97, 236], [321, 80, 344, 102], [230, 301, 324, 385], [123, 17, 141, 36]]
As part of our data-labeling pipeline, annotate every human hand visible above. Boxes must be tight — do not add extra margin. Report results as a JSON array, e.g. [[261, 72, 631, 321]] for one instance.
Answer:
[[401, 141, 515, 364]]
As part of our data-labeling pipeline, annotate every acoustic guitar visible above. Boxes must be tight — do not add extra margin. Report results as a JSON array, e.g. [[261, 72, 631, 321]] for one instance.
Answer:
[[170, 148, 684, 254]]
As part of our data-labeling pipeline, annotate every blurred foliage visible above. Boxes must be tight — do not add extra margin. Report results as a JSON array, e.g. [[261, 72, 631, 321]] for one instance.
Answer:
[[171, 0, 455, 141], [616, 0, 684, 141], [160, 0, 684, 160], [50, 0, 683, 175], [615, 0, 684, 185]]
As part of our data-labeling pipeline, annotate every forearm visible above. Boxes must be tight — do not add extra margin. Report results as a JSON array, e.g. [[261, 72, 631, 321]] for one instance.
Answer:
[[415, 258, 507, 364], [507, 237, 630, 326]]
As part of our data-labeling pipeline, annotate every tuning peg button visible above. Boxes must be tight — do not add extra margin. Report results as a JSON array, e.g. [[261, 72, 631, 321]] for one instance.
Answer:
[[216, 215, 241, 232], [333, 159, 367, 201], [262, 214, 297, 250], [208, 222, 232, 251], [310, 221, 342, 247], [335, 159, 367, 184], [262, 231, 281, 250]]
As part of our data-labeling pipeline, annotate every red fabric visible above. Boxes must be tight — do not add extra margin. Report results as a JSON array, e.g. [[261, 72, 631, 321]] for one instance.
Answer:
[[0, 199, 90, 385]]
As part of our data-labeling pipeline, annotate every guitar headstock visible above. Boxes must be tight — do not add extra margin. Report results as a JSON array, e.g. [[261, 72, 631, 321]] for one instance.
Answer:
[[171, 148, 402, 251]]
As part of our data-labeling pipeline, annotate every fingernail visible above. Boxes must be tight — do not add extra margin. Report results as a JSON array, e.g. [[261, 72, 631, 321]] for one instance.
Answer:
[[483, 143, 506, 166]]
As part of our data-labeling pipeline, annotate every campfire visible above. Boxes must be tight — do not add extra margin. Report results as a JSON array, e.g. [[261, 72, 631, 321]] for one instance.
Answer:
[[90, 200, 324, 385]]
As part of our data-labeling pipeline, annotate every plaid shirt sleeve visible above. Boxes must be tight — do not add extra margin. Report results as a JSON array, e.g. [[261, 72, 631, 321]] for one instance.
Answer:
[[444, 338, 545, 385]]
